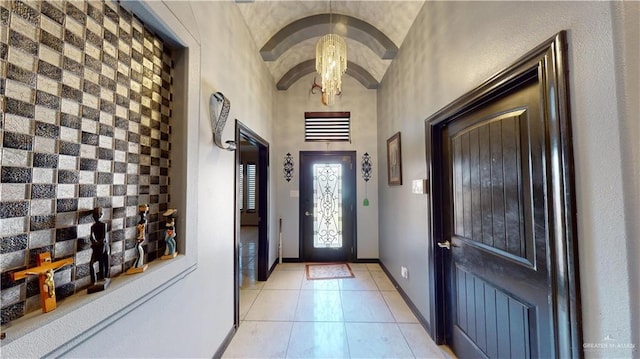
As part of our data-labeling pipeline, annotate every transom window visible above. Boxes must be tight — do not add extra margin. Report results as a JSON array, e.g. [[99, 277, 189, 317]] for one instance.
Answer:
[[304, 112, 351, 142]]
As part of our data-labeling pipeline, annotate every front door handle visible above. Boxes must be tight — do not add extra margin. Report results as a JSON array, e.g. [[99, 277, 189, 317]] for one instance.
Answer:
[[437, 240, 452, 250], [304, 211, 312, 216]]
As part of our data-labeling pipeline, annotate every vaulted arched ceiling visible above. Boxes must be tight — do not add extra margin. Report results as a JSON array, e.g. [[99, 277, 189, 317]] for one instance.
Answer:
[[236, 1, 425, 90]]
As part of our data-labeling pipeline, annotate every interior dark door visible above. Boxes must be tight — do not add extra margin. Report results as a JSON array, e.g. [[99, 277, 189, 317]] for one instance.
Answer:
[[300, 151, 355, 262], [441, 77, 553, 358]]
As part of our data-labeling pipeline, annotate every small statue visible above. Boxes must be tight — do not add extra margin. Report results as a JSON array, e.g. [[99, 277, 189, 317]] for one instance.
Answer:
[[43, 270, 55, 298], [162, 209, 178, 259], [127, 204, 149, 274], [10, 252, 73, 313], [88, 207, 111, 293]]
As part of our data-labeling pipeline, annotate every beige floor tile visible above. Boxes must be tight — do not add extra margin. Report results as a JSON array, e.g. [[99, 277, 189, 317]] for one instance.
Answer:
[[382, 290, 419, 323], [366, 263, 383, 271], [286, 322, 350, 358], [222, 321, 293, 358], [295, 290, 343, 322], [341, 290, 395, 322], [245, 289, 300, 321], [347, 263, 369, 271], [339, 270, 378, 291], [399, 323, 446, 358], [345, 322, 413, 358], [225, 262, 441, 358], [263, 270, 304, 290], [302, 277, 341, 291], [276, 262, 307, 271], [371, 270, 397, 291], [239, 289, 260, 320]]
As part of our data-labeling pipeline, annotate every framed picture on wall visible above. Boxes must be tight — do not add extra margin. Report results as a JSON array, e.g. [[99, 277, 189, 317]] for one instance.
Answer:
[[387, 132, 403, 186]]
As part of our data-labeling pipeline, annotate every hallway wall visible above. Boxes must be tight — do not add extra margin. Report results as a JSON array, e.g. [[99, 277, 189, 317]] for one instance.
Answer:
[[612, 1, 640, 347], [377, 1, 638, 356], [275, 72, 379, 260]]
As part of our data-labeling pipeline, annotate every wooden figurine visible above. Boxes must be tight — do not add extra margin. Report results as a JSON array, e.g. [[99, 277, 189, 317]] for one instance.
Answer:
[[88, 207, 111, 294], [127, 204, 149, 274], [161, 208, 178, 259], [10, 253, 73, 313]]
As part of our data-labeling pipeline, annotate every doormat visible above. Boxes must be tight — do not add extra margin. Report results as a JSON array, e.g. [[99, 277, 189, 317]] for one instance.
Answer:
[[306, 263, 355, 280]]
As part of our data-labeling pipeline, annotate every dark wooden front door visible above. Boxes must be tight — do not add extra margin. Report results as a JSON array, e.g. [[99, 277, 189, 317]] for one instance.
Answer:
[[427, 33, 582, 358], [300, 151, 356, 262]]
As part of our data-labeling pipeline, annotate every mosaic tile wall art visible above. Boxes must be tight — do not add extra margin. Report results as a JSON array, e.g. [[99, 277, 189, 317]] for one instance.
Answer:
[[0, 0, 174, 324]]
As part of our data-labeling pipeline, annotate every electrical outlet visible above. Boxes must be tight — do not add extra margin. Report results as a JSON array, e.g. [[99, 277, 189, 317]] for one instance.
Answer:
[[401, 266, 408, 279]]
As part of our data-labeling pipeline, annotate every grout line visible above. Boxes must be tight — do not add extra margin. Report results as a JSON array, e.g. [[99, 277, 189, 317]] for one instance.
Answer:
[[377, 267, 418, 358], [282, 322, 295, 358], [397, 322, 419, 359], [283, 284, 303, 358]]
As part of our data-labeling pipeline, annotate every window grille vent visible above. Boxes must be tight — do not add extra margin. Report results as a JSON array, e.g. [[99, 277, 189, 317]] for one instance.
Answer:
[[304, 112, 351, 142]]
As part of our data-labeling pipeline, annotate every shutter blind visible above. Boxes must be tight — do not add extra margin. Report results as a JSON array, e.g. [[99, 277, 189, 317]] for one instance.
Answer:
[[239, 164, 244, 211], [247, 164, 256, 211], [304, 112, 351, 142]]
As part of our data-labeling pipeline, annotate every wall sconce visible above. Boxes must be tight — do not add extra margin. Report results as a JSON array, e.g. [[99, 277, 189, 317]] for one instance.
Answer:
[[361, 153, 372, 182], [361, 152, 372, 206], [284, 153, 294, 182], [209, 92, 237, 151]]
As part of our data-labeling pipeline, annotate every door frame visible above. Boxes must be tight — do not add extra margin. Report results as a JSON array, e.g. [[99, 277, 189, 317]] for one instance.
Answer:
[[425, 31, 582, 357], [298, 151, 357, 262], [234, 120, 270, 328]]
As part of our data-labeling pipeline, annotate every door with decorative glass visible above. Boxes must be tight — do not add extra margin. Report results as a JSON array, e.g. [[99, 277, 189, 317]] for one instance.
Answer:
[[300, 151, 356, 262]]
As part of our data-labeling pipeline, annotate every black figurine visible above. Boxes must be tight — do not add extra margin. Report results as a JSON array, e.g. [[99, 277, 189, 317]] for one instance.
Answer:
[[88, 207, 110, 293]]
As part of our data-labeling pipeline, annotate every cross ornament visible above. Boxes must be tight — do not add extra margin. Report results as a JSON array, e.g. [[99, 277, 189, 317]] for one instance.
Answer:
[[11, 253, 74, 313]]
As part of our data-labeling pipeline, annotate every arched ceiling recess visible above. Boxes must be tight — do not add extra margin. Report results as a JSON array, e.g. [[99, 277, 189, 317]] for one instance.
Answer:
[[261, 13, 395, 90], [267, 37, 390, 90], [277, 59, 378, 90], [261, 14, 397, 61], [236, 1, 425, 91]]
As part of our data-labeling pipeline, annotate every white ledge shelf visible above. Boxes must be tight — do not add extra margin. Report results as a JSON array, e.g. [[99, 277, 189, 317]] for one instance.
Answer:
[[1, 255, 196, 358]]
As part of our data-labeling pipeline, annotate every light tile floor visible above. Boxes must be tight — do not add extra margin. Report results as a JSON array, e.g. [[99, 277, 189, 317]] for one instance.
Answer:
[[224, 262, 447, 358]]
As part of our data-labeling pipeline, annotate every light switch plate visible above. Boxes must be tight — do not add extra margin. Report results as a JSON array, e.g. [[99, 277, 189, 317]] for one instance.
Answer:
[[412, 179, 429, 194]]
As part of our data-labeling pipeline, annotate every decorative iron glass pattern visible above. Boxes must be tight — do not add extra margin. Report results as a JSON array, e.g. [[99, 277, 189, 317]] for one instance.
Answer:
[[313, 164, 343, 248], [361, 152, 372, 182], [283, 152, 294, 182], [0, 0, 174, 324]]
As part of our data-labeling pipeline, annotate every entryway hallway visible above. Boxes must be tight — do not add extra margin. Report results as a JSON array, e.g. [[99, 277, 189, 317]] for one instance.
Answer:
[[223, 262, 448, 358]]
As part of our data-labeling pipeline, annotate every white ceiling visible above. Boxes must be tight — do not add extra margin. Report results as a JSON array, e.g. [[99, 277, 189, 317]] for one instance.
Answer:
[[236, 0, 425, 90]]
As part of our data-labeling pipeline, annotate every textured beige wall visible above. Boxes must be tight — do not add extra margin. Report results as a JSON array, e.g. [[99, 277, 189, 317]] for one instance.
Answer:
[[612, 0, 640, 349]]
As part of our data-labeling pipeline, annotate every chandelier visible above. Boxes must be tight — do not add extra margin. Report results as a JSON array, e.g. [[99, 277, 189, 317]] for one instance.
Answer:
[[315, 1, 347, 106]]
